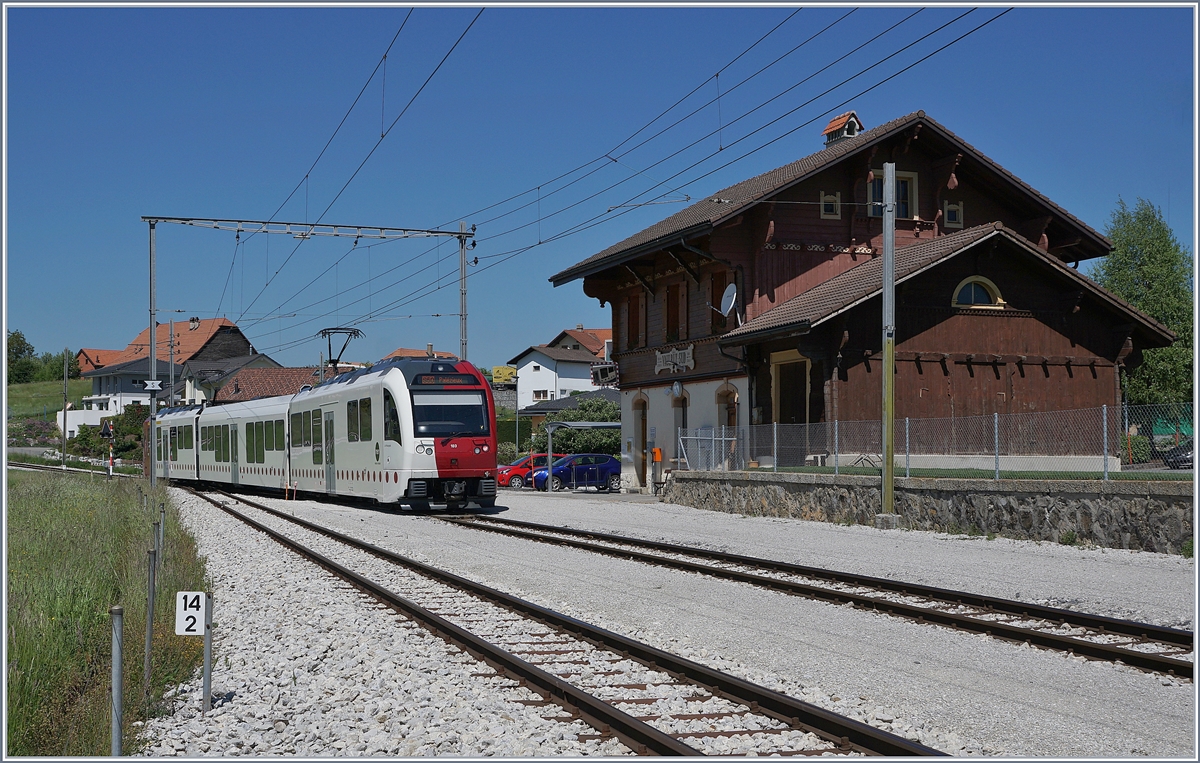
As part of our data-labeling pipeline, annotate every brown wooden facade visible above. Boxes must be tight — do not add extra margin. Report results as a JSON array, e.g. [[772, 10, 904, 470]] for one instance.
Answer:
[[554, 111, 1172, 483]]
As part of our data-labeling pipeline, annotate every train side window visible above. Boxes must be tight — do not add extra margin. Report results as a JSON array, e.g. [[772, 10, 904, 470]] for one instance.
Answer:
[[246, 421, 257, 463], [291, 414, 302, 447], [275, 420, 285, 451], [157, 429, 163, 462], [264, 419, 275, 451], [383, 390, 402, 444], [231, 425, 238, 463], [359, 397, 372, 442], [303, 411, 312, 447], [347, 400, 360, 442], [255, 421, 265, 463], [184, 425, 193, 450], [170, 427, 178, 462], [312, 415, 323, 465], [201, 426, 208, 451], [221, 424, 230, 463]]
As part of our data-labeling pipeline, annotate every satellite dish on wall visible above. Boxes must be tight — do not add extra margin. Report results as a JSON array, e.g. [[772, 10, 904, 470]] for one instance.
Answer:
[[719, 283, 738, 317]]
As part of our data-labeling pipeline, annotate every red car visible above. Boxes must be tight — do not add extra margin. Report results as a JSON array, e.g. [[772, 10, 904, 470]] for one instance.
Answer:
[[497, 453, 567, 489]]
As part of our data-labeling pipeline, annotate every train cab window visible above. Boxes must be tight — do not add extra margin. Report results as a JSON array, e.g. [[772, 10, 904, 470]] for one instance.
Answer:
[[359, 397, 372, 442], [275, 420, 285, 451], [255, 420, 266, 463], [303, 411, 312, 447], [384, 390, 402, 444], [291, 413, 302, 447], [312, 415, 323, 464], [347, 400, 360, 442]]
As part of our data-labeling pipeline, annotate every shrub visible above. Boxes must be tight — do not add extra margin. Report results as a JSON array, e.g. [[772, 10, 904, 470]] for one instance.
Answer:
[[1121, 434, 1152, 464], [1059, 530, 1078, 546], [1182, 538, 1193, 559], [496, 441, 517, 465]]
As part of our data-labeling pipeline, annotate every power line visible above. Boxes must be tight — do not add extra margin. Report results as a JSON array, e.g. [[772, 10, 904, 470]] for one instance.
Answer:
[[235, 8, 485, 326], [215, 12, 414, 317], [252, 9, 1010, 357]]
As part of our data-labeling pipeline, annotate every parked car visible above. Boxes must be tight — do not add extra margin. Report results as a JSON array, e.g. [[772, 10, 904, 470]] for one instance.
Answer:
[[1162, 437, 1193, 470], [532, 454, 622, 492], [497, 453, 567, 489]]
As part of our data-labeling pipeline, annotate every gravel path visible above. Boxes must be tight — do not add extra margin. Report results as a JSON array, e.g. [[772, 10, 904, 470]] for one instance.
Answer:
[[140, 487, 1195, 758]]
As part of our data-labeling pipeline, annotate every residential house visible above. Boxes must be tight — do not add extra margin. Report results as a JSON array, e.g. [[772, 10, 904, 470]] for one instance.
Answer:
[[76, 348, 120, 374], [177, 354, 282, 405], [62, 358, 180, 438], [212, 367, 325, 403], [509, 327, 610, 410], [551, 110, 1173, 490]]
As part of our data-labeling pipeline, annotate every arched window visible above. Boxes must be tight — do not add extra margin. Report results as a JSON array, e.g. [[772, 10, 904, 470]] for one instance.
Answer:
[[951, 276, 1005, 309]]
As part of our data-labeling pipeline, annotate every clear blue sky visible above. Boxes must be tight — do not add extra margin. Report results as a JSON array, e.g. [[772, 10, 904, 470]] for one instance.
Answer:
[[5, 4, 1195, 373]]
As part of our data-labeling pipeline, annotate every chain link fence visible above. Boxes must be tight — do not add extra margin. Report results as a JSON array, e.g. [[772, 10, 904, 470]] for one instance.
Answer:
[[678, 403, 1193, 480]]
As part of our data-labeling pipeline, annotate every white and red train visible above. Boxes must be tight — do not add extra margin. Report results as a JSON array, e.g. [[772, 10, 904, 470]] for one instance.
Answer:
[[152, 356, 498, 508]]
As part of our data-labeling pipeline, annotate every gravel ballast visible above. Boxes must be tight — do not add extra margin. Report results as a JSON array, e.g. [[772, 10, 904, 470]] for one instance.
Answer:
[[142, 487, 1195, 757]]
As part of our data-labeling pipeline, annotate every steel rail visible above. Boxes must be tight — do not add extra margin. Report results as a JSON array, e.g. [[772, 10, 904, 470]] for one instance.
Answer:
[[204, 489, 942, 756], [444, 515, 1193, 680], [187, 490, 699, 756]]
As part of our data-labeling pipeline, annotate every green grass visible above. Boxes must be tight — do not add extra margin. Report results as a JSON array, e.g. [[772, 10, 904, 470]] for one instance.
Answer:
[[6, 472, 207, 756], [6, 378, 92, 420], [751, 465, 1194, 481], [7, 452, 143, 476]]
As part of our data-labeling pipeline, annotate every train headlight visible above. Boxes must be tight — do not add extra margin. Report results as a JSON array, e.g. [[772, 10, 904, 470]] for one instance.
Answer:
[[482, 444, 489, 452], [474, 447, 481, 454]]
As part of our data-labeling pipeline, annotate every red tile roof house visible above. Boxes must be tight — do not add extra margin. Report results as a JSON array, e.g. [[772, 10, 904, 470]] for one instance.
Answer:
[[212, 367, 326, 403], [508, 328, 613, 411], [552, 110, 1173, 490], [76, 348, 121, 374]]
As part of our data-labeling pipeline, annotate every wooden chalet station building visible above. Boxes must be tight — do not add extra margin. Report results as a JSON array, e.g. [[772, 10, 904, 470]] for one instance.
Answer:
[[551, 110, 1173, 491]]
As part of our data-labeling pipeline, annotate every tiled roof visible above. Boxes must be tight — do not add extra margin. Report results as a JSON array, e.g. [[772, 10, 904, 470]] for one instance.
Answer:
[[518, 387, 621, 415], [821, 111, 857, 136], [720, 222, 1173, 346], [509, 344, 604, 366], [552, 328, 612, 355], [81, 357, 182, 378], [113, 318, 241, 364], [383, 347, 458, 360], [550, 110, 1110, 286], [76, 348, 121, 373], [213, 367, 322, 403]]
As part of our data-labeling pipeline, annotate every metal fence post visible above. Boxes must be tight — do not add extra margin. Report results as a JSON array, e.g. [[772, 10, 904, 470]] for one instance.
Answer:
[[994, 412, 1000, 480], [202, 592, 213, 714], [110, 606, 123, 756], [144, 548, 156, 696], [159, 503, 166, 569], [834, 420, 839, 477], [711, 427, 717, 472], [772, 422, 778, 472], [905, 417, 910, 478], [1102, 404, 1109, 480]]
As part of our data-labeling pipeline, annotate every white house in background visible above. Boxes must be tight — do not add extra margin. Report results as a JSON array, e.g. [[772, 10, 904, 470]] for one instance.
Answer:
[[508, 326, 611, 411], [59, 358, 180, 439]]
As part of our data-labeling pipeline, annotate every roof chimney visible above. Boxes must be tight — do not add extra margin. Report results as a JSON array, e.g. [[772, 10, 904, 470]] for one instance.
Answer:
[[426, 343, 435, 358], [189, 316, 200, 331], [822, 111, 863, 147], [576, 323, 584, 331]]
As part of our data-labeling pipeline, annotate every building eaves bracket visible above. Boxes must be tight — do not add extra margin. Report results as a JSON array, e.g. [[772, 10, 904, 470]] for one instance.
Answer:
[[679, 238, 719, 263], [665, 249, 700, 285], [625, 264, 655, 296]]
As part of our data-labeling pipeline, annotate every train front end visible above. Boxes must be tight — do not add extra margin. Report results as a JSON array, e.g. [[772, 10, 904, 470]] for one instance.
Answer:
[[388, 358, 498, 509]]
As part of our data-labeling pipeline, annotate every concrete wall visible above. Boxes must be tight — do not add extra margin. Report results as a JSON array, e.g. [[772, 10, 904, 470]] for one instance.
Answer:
[[666, 471, 1193, 554]]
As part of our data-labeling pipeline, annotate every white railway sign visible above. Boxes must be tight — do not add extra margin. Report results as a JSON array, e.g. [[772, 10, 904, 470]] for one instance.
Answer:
[[175, 591, 206, 636]]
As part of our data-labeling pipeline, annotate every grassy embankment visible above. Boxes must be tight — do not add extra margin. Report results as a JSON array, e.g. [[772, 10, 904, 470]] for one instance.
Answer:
[[6, 452, 143, 476], [6, 378, 92, 420], [7, 471, 208, 756]]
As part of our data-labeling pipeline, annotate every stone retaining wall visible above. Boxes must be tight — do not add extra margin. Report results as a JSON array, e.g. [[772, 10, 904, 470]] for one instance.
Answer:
[[666, 471, 1194, 554]]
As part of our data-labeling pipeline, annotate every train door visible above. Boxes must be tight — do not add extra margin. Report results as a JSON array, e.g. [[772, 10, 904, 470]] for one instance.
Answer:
[[324, 410, 336, 494], [230, 423, 240, 486]]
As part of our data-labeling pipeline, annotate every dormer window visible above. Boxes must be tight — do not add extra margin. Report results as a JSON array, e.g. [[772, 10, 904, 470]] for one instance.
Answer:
[[952, 276, 1005, 310], [822, 111, 864, 146]]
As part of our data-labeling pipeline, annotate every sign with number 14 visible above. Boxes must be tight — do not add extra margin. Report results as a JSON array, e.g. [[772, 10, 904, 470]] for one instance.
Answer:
[[175, 591, 206, 636]]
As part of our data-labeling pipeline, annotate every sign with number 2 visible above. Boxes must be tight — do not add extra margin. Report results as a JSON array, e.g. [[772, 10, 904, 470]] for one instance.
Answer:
[[175, 591, 206, 636]]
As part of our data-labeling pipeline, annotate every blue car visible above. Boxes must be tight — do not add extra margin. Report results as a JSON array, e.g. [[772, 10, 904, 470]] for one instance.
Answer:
[[532, 454, 622, 492]]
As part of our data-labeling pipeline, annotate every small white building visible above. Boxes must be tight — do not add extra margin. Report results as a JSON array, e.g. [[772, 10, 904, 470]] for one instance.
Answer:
[[508, 346, 604, 411]]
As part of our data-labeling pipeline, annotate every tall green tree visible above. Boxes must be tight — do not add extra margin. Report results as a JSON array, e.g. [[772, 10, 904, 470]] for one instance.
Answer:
[[7, 330, 40, 385], [1094, 198, 1194, 405], [526, 396, 621, 455]]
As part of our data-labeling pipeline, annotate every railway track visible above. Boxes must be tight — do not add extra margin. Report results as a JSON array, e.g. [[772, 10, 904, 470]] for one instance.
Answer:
[[7, 459, 138, 478], [440, 515, 1194, 681], [188, 488, 943, 756]]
